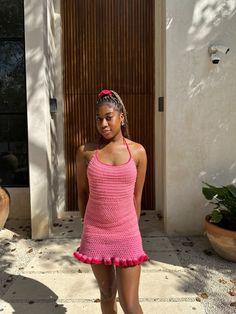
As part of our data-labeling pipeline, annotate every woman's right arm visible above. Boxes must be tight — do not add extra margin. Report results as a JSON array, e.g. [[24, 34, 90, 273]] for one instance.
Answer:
[[76, 145, 89, 219]]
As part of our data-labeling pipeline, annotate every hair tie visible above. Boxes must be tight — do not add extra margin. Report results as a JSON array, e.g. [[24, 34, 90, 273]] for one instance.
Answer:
[[98, 89, 112, 98]]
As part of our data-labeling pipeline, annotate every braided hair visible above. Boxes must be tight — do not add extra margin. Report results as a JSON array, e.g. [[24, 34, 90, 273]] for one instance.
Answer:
[[96, 90, 130, 139]]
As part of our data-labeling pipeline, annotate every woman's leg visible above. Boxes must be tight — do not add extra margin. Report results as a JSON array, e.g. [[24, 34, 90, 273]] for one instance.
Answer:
[[116, 264, 143, 314], [91, 264, 118, 314]]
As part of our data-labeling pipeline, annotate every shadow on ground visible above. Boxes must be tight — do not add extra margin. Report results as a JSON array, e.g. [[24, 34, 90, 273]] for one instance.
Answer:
[[0, 232, 67, 314]]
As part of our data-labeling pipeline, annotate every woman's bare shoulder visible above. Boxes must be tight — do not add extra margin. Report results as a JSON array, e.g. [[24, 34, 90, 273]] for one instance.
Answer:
[[125, 138, 146, 154], [76, 142, 97, 162], [77, 142, 96, 151], [125, 138, 146, 164]]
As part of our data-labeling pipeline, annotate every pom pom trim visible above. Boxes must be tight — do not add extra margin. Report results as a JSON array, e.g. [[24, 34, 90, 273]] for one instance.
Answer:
[[73, 250, 149, 266]]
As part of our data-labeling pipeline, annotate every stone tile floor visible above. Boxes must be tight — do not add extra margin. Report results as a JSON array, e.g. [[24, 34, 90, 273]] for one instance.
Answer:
[[0, 211, 235, 313]]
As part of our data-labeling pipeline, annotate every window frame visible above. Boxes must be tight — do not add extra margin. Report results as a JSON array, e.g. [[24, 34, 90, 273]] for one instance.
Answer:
[[0, 1, 29, 187]]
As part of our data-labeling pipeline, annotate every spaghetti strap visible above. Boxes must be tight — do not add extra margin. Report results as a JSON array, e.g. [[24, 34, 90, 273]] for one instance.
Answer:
[[95, 138, 100, 158], [96, 137, 130, 154], [123, 137, 132, 158], [94, 136, 132, 166]]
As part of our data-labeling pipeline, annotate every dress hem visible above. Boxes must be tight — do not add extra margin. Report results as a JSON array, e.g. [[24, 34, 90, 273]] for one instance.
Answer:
[[73, 250, 150, 266]]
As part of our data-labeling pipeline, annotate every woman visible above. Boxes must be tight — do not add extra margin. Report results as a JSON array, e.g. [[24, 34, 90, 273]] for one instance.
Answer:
[[73, 89, 149, 314]]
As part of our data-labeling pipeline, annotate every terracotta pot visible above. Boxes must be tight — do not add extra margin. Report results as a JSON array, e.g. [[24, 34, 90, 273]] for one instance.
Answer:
[[205, 214, 236, 262], [0, 187, 10, 230]]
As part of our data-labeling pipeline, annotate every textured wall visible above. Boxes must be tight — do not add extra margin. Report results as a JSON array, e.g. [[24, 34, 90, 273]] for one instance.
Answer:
[[24, 0, 53, 238], [22, 0, 65, 237], [51, 0, 66, 219], [165, 0, 236, 235]]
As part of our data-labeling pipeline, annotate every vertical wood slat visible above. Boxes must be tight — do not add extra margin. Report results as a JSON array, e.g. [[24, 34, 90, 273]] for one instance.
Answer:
[[62, 0, 155, 211]]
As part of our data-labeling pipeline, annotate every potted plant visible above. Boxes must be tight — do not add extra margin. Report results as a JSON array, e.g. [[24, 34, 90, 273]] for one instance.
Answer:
[[202, 181, 236, 262], [0, 186, 10, 230]]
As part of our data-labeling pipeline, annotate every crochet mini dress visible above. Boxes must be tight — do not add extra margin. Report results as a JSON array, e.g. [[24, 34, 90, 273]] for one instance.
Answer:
[[73, 137, 149, 266]]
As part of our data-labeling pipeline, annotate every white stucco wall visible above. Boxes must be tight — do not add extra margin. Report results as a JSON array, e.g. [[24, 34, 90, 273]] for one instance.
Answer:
[[155, 0, 165, 216], [24, 0, 57, 238], [165, 0, 236, 235], [23, 0, 65, 238], [53, 0, 66, 219]]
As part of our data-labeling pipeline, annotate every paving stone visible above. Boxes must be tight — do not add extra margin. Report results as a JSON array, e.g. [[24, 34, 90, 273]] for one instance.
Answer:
[[35, 239, 81, 253], [0, 300, 67, 314], [52, 219, 82, 238], [23, 250, 184, 273], [3, 271, 198, 301], [139, 272, 198, 298], [139, 301, 205, 314], [23, 252, 92, 273], [168, 236, 212, 251], [2, 219, 31, 239], [23, 239, 182, 273], [0, 300, 205, 314], [144, 251, 185, 271], [3, 273, 98, 300], [143, 237, 176, 251], [2, 215, 236, 314], [140, 220, 165, 237]]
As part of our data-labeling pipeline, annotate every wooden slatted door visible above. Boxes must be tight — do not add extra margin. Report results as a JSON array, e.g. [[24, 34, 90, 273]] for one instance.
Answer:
[[62, 0, 155, 211]]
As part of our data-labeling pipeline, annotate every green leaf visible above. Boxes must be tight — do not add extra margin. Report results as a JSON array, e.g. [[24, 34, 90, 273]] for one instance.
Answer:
[[227, 184, 236, 198], [202, 187, 217, 200], [210, 210, 223, 223], [202, 182, 229, 200]]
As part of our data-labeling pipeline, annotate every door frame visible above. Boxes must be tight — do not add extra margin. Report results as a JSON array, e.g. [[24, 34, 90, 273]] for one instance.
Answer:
[[55, 0, 166, 220], [154, 0, 165, 217]]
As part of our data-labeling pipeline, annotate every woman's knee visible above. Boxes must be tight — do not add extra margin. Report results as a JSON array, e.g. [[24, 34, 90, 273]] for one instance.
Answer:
[[100, 282, 117, 302], [91, 264, 117, 302], [119, 300, 141, 314], [99, 273, 117, 301]]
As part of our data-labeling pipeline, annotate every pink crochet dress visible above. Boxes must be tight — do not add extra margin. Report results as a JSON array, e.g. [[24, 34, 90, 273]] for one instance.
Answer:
[[73, 137, 149, 266]]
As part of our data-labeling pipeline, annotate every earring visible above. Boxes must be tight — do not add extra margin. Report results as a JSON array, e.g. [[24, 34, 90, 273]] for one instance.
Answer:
[[121, 121, 125, 126]]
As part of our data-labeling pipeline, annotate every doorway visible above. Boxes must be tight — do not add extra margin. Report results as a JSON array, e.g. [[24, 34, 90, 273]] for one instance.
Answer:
[[61, 0, 158, 212]]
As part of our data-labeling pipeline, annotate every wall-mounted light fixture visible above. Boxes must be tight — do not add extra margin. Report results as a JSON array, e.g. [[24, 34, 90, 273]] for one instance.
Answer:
[[208, 45, 230, 64], [49, 98, 57, 113]]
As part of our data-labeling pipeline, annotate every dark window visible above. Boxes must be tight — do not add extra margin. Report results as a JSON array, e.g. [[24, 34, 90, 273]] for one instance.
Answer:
[[0, 0, 29, 186]]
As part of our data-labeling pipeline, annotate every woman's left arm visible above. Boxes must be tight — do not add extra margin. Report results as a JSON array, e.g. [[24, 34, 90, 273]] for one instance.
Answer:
[[133, 144, 147, 220]]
